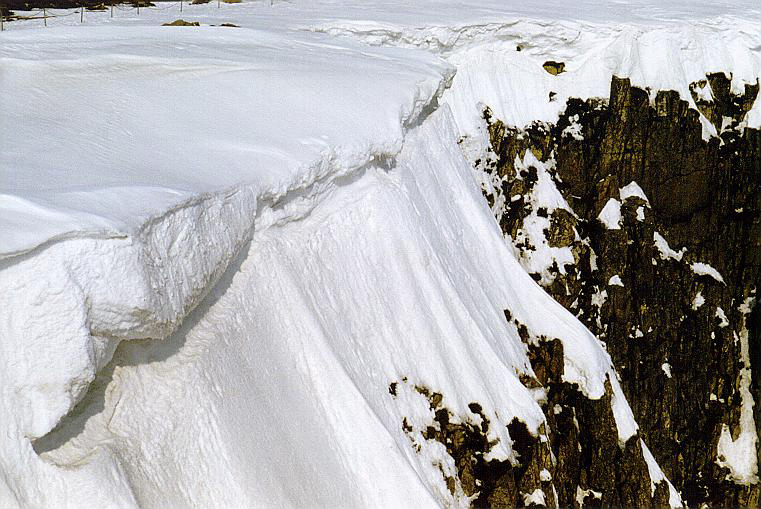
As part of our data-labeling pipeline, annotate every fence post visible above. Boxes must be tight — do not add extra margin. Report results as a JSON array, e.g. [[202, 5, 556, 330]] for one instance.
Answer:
[[80, 5, 84, 23], [111, 1, 114, 18], [43, 7, 47, 27], [1, 7, 4, 32], [180, 1, 182, 12]]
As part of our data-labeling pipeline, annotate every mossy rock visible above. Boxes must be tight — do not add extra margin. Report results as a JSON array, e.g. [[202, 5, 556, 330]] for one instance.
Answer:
[[547, 209, 576, 248], [543, 61, 566, 75]]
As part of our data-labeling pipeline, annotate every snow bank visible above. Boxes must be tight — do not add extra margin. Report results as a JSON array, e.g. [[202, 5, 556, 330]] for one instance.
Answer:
[[0, 21, 454, 507], [0, 89, 645, 508]]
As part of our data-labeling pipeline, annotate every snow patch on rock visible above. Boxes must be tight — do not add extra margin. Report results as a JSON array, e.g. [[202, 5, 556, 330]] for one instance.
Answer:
[[641, 439, 683, 508], [508, 151, 577, 286], [691, 262, 726, 284], [653, 232, 686, 261], [598, 199, 623, 230], [716, 296, 759, 485]]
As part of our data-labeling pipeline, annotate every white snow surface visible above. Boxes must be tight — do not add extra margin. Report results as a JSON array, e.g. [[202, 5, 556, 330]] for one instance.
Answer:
[[654, 232, 686, 261], [521, 488, 546, 506], [640, 439, 683, 508], [0, 24, 452, 258], [619, 182, 650, 206], [4, 0, 758, 506], [692, 292, 706, 310], [598, 199, 623, 230], [691, 262, 726, 284], [2, 101, 638, 508]]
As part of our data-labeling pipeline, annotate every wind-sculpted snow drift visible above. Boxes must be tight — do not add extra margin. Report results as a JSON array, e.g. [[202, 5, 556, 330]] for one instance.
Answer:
[[1, 1, 760, 507]]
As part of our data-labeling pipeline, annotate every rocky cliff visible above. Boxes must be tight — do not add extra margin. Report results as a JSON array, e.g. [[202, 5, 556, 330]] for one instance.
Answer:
[[477, 74, 760, 507]]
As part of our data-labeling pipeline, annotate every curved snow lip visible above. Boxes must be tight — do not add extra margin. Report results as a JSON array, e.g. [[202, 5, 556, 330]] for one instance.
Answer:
[[0, 93, 456, 509], [0, 24, 454, 446], [0, 24, 454, 260]]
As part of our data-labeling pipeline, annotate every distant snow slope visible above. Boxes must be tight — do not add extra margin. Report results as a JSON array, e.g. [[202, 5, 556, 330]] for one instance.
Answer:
[[2, 0, 758, 507]]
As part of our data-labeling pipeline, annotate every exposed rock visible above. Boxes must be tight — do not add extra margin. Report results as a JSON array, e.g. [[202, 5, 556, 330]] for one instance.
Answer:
[[392, 326, 672, 507], [162, 19, 200, 26], [481, 75, 761, 507], [542, 61, 566, 76], [689, 73, 759, 131], [547, 209, 577, 248]]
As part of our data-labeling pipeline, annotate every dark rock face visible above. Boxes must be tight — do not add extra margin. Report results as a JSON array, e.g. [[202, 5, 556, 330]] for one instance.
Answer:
[[480, 75, 760, 507], [392, 328, 673, 508], [524, 335, 671, 508]]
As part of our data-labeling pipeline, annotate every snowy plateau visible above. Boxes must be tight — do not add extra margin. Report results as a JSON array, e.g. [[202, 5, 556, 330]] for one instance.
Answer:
[[1, 0, 760, 508]]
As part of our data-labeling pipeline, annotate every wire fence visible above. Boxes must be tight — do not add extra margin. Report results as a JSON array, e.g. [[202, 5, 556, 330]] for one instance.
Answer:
[[0, 1, 250, 30]]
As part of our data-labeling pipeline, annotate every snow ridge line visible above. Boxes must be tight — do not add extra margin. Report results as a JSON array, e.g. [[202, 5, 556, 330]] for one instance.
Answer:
[[304, 19, 591, 55]]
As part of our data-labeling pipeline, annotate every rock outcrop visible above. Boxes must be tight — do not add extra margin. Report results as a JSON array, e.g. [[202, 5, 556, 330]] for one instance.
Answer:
[[392, 348, 673, 509], [479, 75, 760, 507]]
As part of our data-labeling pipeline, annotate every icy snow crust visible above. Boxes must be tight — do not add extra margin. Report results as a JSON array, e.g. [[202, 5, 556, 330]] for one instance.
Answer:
[[4, 0, 759, 506]]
